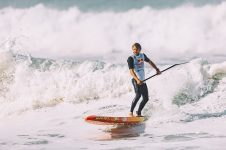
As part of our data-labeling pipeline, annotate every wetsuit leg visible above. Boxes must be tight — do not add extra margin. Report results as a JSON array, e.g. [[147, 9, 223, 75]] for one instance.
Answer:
[[137, 83, 149, 115], [130, 79, 141, 113]]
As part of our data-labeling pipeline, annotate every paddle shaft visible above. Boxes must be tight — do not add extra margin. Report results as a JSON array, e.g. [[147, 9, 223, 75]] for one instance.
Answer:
[[142, 62, 188, 82]]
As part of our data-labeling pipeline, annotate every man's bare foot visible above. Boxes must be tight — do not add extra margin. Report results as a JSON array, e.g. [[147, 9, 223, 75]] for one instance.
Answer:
[[129, 112, 134, 117]]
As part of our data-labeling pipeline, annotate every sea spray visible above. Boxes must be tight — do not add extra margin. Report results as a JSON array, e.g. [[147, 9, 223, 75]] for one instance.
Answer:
[[0, 3, 226, 60]]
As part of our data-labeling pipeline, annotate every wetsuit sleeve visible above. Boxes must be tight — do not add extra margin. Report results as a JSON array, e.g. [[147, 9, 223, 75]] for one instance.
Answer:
[[144, 53, 150, 62], [127, 56, 134, 69]]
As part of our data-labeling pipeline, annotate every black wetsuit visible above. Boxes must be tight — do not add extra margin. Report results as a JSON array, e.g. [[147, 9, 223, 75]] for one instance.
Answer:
[[127, 54, 150, 116]]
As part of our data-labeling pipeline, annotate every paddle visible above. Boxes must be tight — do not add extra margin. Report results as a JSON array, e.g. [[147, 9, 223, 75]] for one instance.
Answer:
[[142, 62, 188, 82]]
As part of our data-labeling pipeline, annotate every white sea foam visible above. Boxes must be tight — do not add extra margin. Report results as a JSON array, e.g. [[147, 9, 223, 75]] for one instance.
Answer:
[[0, 51, 225, 119], [0, 3, 226, 60], [0, 3, 226, 149], [0, 55, 225, 149]]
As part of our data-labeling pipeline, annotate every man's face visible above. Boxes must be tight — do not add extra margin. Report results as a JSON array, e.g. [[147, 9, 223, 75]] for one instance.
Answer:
[[132, 46, 140, 56]]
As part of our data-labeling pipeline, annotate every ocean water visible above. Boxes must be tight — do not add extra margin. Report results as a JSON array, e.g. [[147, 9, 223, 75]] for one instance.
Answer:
[[0, 0, 226, 150], [0, 0, 225, 11]]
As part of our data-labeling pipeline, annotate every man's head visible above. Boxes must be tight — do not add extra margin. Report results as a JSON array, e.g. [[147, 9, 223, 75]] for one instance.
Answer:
[[132, 43, 142, 56]]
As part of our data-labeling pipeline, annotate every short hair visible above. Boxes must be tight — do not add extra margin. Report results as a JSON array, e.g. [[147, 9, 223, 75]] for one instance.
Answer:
[[132, 43, 142, 50]]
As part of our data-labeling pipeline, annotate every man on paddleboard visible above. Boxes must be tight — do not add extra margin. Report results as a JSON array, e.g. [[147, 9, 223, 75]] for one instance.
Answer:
[[127, 43, 161, 117]]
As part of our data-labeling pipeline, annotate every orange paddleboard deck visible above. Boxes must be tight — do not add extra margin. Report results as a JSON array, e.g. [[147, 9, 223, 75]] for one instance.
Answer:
[[85, 115, 147, 125]]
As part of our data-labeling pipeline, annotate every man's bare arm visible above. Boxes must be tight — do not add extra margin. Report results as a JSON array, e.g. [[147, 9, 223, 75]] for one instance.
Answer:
[[148, 60, 161, 74]]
